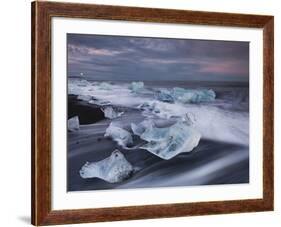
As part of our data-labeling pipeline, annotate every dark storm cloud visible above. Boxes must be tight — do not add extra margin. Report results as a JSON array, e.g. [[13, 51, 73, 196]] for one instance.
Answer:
[[67, 33, 249, 82]]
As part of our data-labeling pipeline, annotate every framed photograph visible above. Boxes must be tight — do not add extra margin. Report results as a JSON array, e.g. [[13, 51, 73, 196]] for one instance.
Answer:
[[31, 1, 274, 226]]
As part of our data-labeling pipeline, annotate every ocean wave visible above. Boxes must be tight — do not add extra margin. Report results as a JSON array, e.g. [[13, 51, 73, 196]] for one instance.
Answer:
[[69, 79, 248, 146]]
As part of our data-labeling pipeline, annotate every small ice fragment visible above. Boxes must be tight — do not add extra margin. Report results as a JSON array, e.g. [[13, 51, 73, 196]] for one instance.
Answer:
[[155, 89, 174, 103], [129, 81, 144, 93], [139, 101, 179, 119], [101, 106, 124, 119], [139, 122, 201, 160], [105, 123, 133, 147], [68, 116, 80, 132], [77, 95, 92, 101], [138, 102, 156, 111], [172, 87, 216, 103], [79, 150, 133, 183], [77, 79, 91, 87], [98, 82, 112, 90], [88, 99, 111, 106]]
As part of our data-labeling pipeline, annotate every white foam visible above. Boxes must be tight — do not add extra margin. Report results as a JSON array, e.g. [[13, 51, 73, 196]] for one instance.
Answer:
[[69, 79, 249, 145]]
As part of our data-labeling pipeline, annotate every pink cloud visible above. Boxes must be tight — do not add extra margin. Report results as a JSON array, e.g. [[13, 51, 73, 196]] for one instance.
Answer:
[[141, 58, 199, 65], [199, 60, 248, 75], [68, 44, 123, 56]]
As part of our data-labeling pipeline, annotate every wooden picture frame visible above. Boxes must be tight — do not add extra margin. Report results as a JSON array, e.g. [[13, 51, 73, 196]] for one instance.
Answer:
[[31, 1, 274, 226]]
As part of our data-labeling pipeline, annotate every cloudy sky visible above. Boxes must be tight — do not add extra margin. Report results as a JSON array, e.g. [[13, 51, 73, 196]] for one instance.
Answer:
[[67, 34, 249, 82]]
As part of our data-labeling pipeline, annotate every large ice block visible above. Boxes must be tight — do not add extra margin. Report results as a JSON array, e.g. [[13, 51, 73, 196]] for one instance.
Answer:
[[154, 89, 174, 103], [138, 121, 201, 159], [154, 87, 216, 104], [129, 81, 144, 93], [105, 122, 133, 147], [79, 150, 133, 183], [172, 87, 216, 103]]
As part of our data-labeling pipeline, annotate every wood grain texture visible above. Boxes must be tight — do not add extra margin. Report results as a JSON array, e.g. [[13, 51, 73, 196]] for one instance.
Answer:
[[31, 1, 274, 226], [262, 17, 274, 210]]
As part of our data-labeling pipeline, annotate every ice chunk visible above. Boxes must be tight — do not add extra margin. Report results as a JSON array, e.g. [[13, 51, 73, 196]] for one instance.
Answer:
[[79, 150, 133, 183], [77, 95, 92, 101], [141, 102, 161, 114], [155, 89, 174, 103], [131, 119, 155, 136], [129, 81, 144, 93], [139, 122, 201, 160], [77, 79, 91, 87], [98, 82, 112, 90], [172, 87, 216, 103], [139, 101, 182, 120], [68, 116, 80, 132], [105, 123, 133, 147], [88, 99, 111, 106], [138, 102, 157, 111], [101, 106, 124, 119], [154, 87, 216, 104]]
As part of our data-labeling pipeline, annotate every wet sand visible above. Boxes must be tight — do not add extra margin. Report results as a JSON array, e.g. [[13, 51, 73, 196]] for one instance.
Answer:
[[67, 96, 249, 191]]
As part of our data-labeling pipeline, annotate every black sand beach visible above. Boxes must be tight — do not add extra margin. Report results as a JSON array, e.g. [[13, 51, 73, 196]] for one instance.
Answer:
[[67, 95, 249, 191]]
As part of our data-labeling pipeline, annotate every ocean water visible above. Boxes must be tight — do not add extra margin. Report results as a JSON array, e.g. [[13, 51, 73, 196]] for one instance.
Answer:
[[67, 78, 249, 191]]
